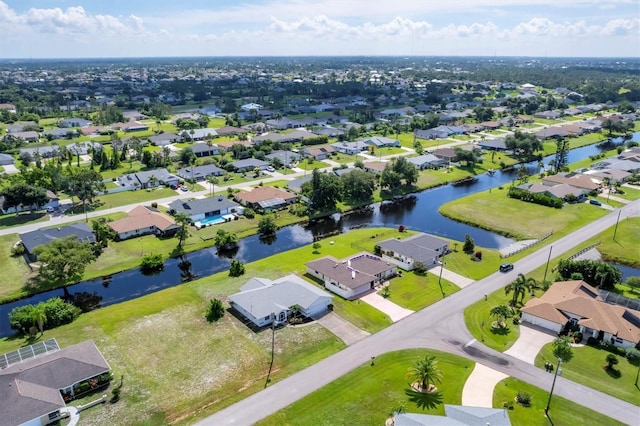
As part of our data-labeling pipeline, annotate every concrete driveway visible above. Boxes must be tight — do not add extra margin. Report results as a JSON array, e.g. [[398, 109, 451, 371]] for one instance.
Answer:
[[360, 292, 414, 322], [427, 265, 474, 288], [504, 323, 556, 365], [313, 312, 369, 346], [461, 363, 508, 407]]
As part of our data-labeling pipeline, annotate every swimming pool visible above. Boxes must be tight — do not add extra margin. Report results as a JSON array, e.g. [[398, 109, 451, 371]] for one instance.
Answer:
[[199, 215, 226, 226]]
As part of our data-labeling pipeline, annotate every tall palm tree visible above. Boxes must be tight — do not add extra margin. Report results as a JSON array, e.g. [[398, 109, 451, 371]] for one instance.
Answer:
[[174, 213, 191, 252], [207, 176, 219, 197], [405, 355, 443, 392], [505, 273, 537, 306], [489, 305, 512, 328], [31, 304, 47, 335]]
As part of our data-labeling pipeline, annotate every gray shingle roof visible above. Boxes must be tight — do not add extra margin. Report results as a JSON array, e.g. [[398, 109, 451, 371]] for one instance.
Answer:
[[168, 197, 239, 217], [229, 275, 332, 319], [177, 164, 224, 180], [19, 223, 96, 254], [0, 340, 110, 426], [377, 233, 448, 264], [306, 253, 396, 290]]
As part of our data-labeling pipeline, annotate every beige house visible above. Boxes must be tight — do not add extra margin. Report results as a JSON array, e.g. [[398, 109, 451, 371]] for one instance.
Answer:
[[521, 280, 640, 348], [108, 205, 179, 240]]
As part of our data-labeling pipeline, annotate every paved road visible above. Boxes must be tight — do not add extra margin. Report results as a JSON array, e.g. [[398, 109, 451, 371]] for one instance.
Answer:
[[197, 199, 640, 426]]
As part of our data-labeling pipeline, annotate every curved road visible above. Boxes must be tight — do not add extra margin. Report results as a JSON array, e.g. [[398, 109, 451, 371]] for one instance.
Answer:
[[197, 199, 640, 425]]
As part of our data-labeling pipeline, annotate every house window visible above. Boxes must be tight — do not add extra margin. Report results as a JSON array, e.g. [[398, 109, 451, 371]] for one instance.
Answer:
[[48, 411, 60, 421], [264, 316, 270, 321], [278, 312, 286, 321]]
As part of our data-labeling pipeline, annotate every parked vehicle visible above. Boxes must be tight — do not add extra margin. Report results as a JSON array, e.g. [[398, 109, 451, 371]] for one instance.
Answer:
[[589, 199, 602, 206]]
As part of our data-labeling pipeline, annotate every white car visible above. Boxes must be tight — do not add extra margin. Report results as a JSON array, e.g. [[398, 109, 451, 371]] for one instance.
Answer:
[[266, 166, 275, 172]]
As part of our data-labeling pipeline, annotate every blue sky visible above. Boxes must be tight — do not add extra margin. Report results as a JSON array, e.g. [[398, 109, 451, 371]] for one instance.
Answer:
[[1, 0, 638, 58]]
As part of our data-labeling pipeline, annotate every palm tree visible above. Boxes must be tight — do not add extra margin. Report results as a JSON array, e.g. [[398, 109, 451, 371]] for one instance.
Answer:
[[405, 355, 443, 393], [505, 273, 537, 306], [31, 304, 47, 336], [174, 213, 191, 253], [207, 176, 219, 197], [214, 229, 239, 251], [489, 305, 512, 328]]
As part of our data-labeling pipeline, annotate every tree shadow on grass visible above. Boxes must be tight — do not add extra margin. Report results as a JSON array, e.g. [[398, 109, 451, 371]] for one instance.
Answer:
[[490, 326, 511, 336], [604, 367, 621, 379], [404, 387, 444, 411]]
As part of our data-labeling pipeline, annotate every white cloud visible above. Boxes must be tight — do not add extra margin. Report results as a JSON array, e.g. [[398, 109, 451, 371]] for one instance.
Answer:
[[0, 1, 637, 57]]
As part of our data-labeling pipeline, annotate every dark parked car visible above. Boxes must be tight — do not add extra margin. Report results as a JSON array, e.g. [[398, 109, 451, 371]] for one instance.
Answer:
[[499, 263, 514, 272], [589, 199, 602, 206]]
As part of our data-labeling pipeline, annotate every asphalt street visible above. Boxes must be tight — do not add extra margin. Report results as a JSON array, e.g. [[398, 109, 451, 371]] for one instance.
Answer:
[[196, 199, 640, 425]]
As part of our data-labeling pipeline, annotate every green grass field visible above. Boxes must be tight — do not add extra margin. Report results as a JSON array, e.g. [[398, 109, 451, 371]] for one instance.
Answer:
[[535, 343, 640, 406], [257, 349, 475, 426], [493, 378, 625, 426], [464, 288, 527, 352], [439, 187, 608, 240], [383, 272, 459, 311]]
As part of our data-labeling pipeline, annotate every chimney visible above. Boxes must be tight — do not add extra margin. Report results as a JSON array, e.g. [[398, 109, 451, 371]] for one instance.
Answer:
[[351, 270, 356, 279]]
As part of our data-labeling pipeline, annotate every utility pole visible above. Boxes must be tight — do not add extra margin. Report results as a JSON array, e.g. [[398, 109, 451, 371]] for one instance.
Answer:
[[542, 245, 553, 283], [437, 255, 446, 298], [545, 358, 562, 415], [612, 210, 622, 241]]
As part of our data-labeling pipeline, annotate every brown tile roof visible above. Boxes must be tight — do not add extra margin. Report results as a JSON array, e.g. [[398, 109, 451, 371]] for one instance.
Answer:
[[363, 161, 388, 172], [542, 173, 600, 191], [216, 140, 253, 150], [522, 281, 640, 343], [108, 205, 177, 234], [235, 186, 296, 204]]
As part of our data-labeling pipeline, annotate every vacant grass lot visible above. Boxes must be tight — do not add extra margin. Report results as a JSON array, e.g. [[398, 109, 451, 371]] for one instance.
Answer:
[[439, 187, 608, 240], [535, 343, 639, 406], [610, 185, 640, 201], [493, 378, 625, 426], [0, 283, 344, 426], [0, 211, 50, 230], [257, 349, 475, 426], [0, 233, 34, 299]]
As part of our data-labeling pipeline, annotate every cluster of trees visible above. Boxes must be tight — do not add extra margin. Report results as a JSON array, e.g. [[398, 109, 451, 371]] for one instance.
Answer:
[[9, 297, 81, 335], [504, 130, 543, 160], [0, 183, 49, 212], [175, 116, 209, 130], [556, 259, 622, 290], [601, 118, 635, 136], [31, 236, 97, 288], [507, 186, 563, 208], [380, 157, 418, 190]]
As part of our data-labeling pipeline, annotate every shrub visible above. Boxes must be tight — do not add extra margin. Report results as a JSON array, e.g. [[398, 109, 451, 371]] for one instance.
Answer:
[[515, 392, 531, 406], [625, 347, 640, 365], [606, 353, 619, 369], [229, 259, 245, 277], [474, 251, 482, 260], [507, 186, 562, 208], [206, 298, 225, 322], [9, 297, 81, 334], [398, 225, 405, 232], [10, 243, 25, 256], [243, 208, 256, 219], [140, 253, 164, 274], [586, 336, 599, 346]]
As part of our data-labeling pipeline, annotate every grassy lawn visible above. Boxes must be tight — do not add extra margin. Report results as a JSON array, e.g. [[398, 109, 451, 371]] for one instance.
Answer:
[[0, 283, 345, 426], [535, 343, 640, 406], [297, 159, 330, 171], [464, 288, 527, 352], [0, 211, 50, 230], [261, 179, 290, 188], [534, 119, 561, 125], [257, 349, 475, 426], [0, 233, 34, 300], [374, 146, 407, 157], [572, 216, 640, 269], [568, 132, 607, 148], [610, 185, 640, 201], [88, 228, 404, 333], [67, 188, 177, 213], [493, 378, 625, 426], [382, 272, 459, 311], [331, 153, 358, 165], [439, 187, 608, 240]]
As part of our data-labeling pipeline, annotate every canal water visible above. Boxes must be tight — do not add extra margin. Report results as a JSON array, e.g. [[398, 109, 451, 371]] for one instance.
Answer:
[[0, 138, 636, 337]]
